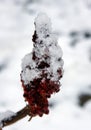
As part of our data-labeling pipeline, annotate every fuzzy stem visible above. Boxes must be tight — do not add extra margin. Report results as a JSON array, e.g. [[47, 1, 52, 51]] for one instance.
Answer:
[[1, 105, 32, 128]]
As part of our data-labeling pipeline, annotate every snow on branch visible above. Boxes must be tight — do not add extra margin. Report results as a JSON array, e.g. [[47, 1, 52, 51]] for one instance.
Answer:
[[0, 105, 31, 129], [0, 110, 16, 127]]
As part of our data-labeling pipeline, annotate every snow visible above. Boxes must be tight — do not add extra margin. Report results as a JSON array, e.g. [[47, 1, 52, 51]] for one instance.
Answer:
[[0, 0, 91, 130], [21, 13, 63, 85], [21, 53, 40, 85], [35, 13, 52, 38], [21, 53, 36, 70], [0, 111, 15, 127]]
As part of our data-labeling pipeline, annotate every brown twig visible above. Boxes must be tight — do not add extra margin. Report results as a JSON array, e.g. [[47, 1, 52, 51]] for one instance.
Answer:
[[1, 105, 32, 128]]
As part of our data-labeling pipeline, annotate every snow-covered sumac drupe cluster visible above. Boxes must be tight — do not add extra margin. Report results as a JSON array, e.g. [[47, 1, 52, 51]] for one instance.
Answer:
[[21, 13, 63, 117]]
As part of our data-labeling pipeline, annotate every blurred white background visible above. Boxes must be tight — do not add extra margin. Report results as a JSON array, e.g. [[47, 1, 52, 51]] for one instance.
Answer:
[[0, 0, 91, 130]]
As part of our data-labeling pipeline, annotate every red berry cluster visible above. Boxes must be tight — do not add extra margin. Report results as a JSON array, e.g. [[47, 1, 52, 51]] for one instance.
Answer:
[[21, 78, 61, 117], [21, 20, 63, 117]]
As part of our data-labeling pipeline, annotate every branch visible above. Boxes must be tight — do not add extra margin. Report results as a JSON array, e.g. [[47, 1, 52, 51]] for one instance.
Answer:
[[1, 105, 32, 128]]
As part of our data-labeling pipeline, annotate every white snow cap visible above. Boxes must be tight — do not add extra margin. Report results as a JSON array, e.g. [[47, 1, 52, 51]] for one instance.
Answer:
[[35, 13, 52, 38], [21, 13, 63, 85]]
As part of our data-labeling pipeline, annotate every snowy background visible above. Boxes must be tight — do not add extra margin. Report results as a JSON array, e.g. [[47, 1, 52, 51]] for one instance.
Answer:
[[0, 0, 91, 130]]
